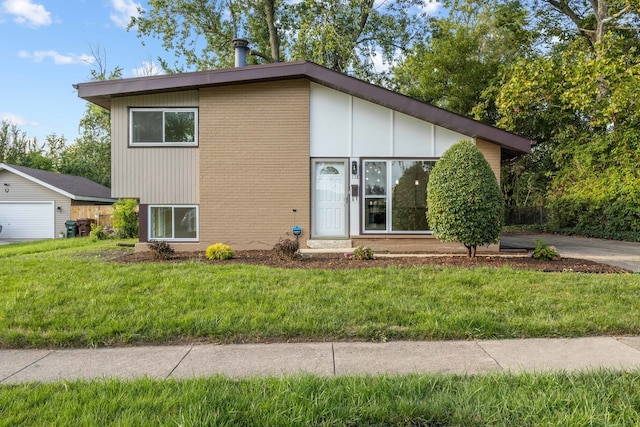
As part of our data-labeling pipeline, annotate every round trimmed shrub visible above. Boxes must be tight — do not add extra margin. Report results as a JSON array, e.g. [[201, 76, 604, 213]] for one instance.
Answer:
[[205, 243, 234, 260], [427, 140, 503, 257]]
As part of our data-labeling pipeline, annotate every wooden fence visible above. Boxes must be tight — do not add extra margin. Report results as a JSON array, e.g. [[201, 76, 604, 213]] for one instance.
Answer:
[[71, 205, 114, 227]]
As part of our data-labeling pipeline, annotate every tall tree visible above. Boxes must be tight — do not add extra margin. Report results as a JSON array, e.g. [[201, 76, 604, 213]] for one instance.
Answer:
[[392, 0, 534, 121], [130, 0, 427, 78], [494, 1, 640, 236], [62, 45, 122, 187]]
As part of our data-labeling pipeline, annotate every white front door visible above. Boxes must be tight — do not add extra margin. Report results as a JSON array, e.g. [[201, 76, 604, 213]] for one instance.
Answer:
[[313, 160, 348, 238]]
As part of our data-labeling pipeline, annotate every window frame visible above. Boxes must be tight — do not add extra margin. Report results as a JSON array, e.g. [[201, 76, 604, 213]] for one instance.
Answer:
[[129, 107, 198, 147], [362, 159, 436, 234], [148, 205, 199, 242]]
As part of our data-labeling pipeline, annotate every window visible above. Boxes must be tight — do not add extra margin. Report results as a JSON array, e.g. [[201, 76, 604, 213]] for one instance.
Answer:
[[363, 160, 436, 233], [130, 108, 197, 146], [149, 206, 198, 241]]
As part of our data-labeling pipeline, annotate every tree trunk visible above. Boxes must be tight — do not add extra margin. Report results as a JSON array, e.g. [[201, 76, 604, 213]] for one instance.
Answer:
[[263, 0, 280, 62]]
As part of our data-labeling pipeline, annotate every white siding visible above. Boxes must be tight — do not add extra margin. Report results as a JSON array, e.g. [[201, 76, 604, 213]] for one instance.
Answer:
[[310, 84, 350, 157], [310, 83, 469, 158], [435, 126, 471, 156], [352, 98, 391, 157], [393, 112, 434, 157], [0, 170, 70, 237], [111, 91, 199, 204]]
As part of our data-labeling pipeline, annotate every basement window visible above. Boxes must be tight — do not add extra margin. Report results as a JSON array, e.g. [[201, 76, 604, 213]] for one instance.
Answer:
[[130, 108, 198, 146], [149, 205, 198, 241]]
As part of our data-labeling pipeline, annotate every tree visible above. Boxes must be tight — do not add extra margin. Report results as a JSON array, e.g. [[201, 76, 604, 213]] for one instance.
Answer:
[[427, 141, 503, 257], [392, 0, 534, 120], [130, 0, 427, 79], [62, 45, 122, 187], [0, 121, 66, 170]]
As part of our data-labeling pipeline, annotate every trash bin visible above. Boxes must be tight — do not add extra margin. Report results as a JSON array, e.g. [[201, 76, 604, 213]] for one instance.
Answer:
[[76, 218, 95, 237], [65, 220, 78, 238]]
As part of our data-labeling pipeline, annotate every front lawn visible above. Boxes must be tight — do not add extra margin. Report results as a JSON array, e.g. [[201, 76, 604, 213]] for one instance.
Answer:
[[1, 239, 639, 348], [2, 371, 640, 425]]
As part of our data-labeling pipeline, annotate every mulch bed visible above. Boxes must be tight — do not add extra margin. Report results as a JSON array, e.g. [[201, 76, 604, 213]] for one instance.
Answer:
[[114, 249, 629, 273]]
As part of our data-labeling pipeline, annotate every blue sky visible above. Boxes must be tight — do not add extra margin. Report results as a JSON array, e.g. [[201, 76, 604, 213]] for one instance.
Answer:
[[0, 0, 165, 143], [0, 0, 441, 144]]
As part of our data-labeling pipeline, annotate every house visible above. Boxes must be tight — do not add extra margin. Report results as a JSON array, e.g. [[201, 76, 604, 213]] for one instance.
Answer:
[[75, 58, 531, 253], [0, 163, 116, 239]]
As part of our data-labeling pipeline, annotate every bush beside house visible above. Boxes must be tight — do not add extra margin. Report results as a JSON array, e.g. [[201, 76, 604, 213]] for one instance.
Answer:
[[427, 141, 503, 257]]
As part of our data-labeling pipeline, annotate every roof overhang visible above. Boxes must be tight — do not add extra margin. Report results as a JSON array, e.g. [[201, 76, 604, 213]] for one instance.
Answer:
[[75, 61, 532, 154], [0, 163, 116, 203]]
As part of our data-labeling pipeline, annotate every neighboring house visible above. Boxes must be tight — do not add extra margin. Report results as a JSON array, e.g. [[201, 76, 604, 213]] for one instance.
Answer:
[[75, 60, 532, 252], [0, 164, 116, 239]]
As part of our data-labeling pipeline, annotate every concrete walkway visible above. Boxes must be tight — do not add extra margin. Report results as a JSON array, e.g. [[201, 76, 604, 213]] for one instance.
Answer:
[[3, 337, 640, 383], [501, 233, 640, 272]]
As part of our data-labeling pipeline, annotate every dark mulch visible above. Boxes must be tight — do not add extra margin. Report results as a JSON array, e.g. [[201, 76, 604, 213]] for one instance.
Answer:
[[114, 249, 629, 273]]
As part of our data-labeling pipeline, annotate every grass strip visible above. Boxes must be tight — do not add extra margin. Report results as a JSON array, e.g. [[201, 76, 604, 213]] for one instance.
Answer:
[[1, 239, 640, 348], [1, 371, 640, 425]]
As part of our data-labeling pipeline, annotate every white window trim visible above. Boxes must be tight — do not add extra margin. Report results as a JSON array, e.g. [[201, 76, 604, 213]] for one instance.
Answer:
[[362, 159, 435, 235], [148, 205, 199, 242], [130, 107, 198, 147]]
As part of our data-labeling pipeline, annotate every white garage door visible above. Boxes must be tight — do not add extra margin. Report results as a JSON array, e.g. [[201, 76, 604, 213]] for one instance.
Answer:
[[0, 202, 55, 239]]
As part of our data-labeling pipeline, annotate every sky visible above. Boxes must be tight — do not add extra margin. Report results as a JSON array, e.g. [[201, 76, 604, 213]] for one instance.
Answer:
[[0, 0, 441, 144], [0, 0, 165, 143]]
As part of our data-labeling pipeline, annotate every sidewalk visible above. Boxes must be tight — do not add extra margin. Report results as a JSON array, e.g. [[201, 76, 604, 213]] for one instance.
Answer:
[[3, 337, 640, 383]]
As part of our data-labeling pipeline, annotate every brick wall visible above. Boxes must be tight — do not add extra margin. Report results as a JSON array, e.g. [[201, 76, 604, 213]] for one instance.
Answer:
[[475, 138, 501, 182], [198, 80, 311, 250]]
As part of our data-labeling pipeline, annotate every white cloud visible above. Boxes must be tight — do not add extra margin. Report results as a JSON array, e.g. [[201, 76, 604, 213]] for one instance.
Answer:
[[419, 0, 441, 15], [110, 0, 140, 28], [0, 112, 38, 126], [131, 60, 164, 77], [18, 50, 94, 65], [2, 0, 51, 27]]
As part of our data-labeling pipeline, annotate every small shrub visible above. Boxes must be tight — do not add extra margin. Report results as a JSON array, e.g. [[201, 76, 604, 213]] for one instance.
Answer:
[[273, 238, 300, 261], [531, 239, 560, 261], [147, 240, 175, 260], [348, 246, 375, 260], [112, 199, 139, 239], [89, 223, 109, 241], [205, 243, 234, 260]]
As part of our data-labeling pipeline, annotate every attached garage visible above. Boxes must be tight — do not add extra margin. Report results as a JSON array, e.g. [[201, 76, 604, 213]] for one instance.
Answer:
[[0, 164, 116, 241], [0, 202, 55, 239]]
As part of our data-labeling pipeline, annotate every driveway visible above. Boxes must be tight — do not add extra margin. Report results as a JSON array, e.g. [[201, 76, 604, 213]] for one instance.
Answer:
[[501, 233, 640, 272]]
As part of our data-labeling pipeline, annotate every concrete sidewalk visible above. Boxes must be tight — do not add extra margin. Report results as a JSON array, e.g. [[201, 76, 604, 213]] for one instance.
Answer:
[[3, 337, 640, 383]]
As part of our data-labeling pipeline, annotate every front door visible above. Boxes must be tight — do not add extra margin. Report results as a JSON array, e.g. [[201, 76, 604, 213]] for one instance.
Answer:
[[313, 160, 348, 238]]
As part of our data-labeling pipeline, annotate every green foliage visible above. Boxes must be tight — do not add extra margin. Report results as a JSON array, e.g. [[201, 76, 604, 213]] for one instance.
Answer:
[[273, 238, 300, 261], [393, 1, 533, 120], [531, 239, 560, 261], [3, 372, 640, 425], [131, 0, 426, 78], [347, 246, 375, 260], [205, 243, 234, 260], [111, 199, 139, 239], [2, 239, 640, 349], [147, 240, 175, 260], [427, 141, 504, 257], [89, 224, 109, 241]]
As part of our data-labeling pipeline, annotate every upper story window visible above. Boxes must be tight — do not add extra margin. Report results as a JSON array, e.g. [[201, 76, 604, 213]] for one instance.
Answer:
[[130, 108, 198, 146]]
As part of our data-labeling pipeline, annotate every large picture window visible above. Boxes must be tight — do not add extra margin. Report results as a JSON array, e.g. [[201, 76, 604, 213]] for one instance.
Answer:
[[149, 206, 198, 241], [130, 108, 197, 146], [363, 160, 435, 233]]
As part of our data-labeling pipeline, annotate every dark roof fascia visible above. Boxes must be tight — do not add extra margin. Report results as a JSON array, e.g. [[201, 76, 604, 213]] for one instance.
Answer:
[[76, 61, 532, 154], [0, 163, 116, 202]]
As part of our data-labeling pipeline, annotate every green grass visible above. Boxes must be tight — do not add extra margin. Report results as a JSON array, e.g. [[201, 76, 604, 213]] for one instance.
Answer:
[[2, 371, 640, 425], [1, 239, 640, 348]]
